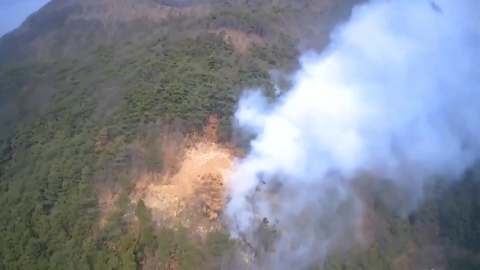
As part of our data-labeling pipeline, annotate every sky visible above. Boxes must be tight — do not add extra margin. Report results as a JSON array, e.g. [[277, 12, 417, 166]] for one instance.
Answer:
[[0, 0, 51, 37]]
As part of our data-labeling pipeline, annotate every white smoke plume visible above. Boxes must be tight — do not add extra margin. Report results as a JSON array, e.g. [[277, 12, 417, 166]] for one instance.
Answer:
[[226, 0, 480, 269]]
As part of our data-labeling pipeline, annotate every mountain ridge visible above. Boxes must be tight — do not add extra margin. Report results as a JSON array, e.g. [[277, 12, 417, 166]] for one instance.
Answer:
[[0, 0, 362, 64]]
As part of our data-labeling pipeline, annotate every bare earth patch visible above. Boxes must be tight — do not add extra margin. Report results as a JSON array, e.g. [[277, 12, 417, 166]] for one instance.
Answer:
[[133, 139, 237, 235], [213, 29, 264, 53]]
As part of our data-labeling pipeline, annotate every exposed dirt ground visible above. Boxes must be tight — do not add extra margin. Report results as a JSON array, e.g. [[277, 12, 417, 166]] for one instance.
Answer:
[[95, 116, 240, 235], [136, 140, 236, 232]]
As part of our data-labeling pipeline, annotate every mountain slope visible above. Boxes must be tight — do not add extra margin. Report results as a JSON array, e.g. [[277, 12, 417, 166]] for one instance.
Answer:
[[1, 0, 480, 270], [0, 0, 365, 269]]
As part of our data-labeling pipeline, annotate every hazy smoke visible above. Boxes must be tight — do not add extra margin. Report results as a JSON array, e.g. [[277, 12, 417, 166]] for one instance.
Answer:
[[226, 0, 480, 269]]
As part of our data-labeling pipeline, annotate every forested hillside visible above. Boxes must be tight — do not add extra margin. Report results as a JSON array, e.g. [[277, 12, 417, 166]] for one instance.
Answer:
[[0, 0, 480, 269]]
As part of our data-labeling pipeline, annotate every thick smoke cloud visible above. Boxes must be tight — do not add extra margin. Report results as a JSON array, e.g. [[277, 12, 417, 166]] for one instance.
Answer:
[[226, 0, 480, 269], [0, 0, 51, 37]]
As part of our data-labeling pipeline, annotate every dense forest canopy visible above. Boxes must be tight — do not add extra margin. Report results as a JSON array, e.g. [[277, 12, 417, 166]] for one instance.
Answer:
[[0, 0, 480, 269]]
